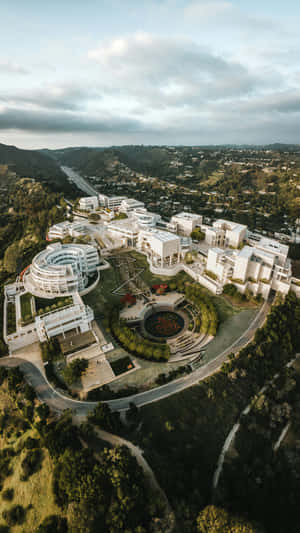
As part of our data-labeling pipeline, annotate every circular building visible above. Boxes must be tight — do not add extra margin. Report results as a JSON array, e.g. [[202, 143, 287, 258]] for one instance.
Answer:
[[24, 243, 100, 297]]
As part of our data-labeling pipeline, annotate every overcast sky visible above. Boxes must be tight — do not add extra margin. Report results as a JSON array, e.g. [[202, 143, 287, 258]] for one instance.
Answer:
[[1, 0, 300, 148]]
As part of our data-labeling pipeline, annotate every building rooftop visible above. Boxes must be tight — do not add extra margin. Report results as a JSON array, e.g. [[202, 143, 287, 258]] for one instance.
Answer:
[[238, 246, 254, 259], [150, 230, 180, 243], [173, 211, 201, 220]]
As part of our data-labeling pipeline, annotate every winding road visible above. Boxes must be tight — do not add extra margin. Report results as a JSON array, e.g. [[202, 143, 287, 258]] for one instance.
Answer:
[[0, 299, 270, 415]]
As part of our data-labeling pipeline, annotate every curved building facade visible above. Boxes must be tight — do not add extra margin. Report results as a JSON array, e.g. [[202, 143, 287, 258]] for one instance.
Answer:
[[24, 243, 100, 297]]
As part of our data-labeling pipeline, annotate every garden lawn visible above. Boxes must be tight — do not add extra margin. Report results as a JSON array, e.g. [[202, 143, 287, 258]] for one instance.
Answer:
[[110, 356, 133, 376], [20, 293, 33, 322], [0, 442, 63, 533], [0, 383, 64, 532], [127, 250, 190, 287], [34, 295, 72, 314], [83, 259, 122, 316]]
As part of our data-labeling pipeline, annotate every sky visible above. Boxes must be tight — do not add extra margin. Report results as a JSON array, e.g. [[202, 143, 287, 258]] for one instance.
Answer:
[[1, 0, 300, 149]]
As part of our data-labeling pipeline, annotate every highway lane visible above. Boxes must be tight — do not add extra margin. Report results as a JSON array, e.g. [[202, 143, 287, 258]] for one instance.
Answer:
[[0, 299, 270, 415], [61, 166, 98, 196]]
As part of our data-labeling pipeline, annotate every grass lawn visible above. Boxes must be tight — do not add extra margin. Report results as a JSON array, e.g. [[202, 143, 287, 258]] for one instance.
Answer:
[[20, 292, 33, 322], [7, 302, 16, 334], [128, 250, 190, 288], [0, 443, 63, 533], [83, 259, 122, 316], [110, 356, 133, 376], [0, 384, 64, 532]]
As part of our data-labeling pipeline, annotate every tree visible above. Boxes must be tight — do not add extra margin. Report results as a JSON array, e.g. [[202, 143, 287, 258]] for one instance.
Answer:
[[3, 241, 19, 273], [196, 505, 256, 532], [35, 515, 68, 533], [88, 402, 121, 433], [36, 403, 50, 421], [63, 358, 88, 385], [2, 504, 25, 526], [191, 228, 205, 241]]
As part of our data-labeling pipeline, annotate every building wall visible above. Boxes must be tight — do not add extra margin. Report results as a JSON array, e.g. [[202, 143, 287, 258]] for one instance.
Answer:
[[79, 196, 99, 211]]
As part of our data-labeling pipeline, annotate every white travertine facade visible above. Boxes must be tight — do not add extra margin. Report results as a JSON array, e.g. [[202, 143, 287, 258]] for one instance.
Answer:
[[35, 299, 94, 342], [203, 219, 247, 248], [79, 196, 99, 211], [137, 230, 183, 270], [171, 212, 203, 235], [24, 243, 101, 297], [47, 221, 87, 240], [120, 198, 145, 213], [131, 208, 161, 229]]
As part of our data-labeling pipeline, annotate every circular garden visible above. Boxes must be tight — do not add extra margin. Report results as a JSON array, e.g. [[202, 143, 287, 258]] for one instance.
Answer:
[[144, 310, 185, 339]]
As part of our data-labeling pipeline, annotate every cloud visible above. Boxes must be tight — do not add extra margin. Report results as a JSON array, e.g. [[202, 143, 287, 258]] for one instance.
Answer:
[[0, 107, 143, 134], [184, 1, 233, 19], [0, 61, 29, 75], [0, 85, 102, 112], [88, 32, 263, 109], [1, 27, 299, 146]]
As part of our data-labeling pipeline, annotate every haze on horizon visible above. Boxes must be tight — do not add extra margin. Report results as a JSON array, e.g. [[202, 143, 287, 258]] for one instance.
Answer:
[[1, 0, 300, 149]]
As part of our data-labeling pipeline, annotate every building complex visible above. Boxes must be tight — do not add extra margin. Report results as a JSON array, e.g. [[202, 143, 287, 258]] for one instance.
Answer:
[[3, 191, 300, 355], [24, 243, 101, 298]]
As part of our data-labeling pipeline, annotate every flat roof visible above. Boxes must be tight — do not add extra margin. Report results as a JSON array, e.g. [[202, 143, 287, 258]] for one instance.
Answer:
[[238, 246, 254, 259], [173, 211, 201, 220], [255, 236, 289, 255], [107, 219, 139, 233], [150, 230, 180, 242], [122, 198, 144, 205], [209, 247, 224, 254]]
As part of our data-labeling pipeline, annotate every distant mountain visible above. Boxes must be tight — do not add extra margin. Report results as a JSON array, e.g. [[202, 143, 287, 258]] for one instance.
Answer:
[[45, 145, 173, 178], [0, 143, 78, 195]]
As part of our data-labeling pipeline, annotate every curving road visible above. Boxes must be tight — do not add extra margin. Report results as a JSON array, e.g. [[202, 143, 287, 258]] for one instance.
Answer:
[[0, 299, 270, 415]]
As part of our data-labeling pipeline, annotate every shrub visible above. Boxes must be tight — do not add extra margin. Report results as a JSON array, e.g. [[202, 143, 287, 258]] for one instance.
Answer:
[[63, 359, 88, 385], [24, 436, 40, 450], [1, 489, 13, 502], [2, 505, 25, 526], [21, 449, 42, 480], [35, 515, 68, 533]]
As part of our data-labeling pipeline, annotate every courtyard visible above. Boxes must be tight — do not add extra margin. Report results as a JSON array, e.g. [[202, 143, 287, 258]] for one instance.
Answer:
[[81, 250, 260, 394]]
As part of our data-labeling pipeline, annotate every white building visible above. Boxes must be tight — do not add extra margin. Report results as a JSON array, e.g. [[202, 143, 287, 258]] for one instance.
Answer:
[[24, 243, 101, 297], [131, 208, 161, 229], [106, 196, 127, 209], [98, 193, 109, 207], [203, 219, 247, 248], [106, 219, 140, 247], [247, 234, 289, 267], [205, 240, 293, 298], [35, 295, 94, 342], [138, 230, 183, 270], [47, 221, 87, 241], [98, 194, 127, 209], [120, 198, 145, 214], [171, 212, 203, 235], [79, 196, 99, 211]]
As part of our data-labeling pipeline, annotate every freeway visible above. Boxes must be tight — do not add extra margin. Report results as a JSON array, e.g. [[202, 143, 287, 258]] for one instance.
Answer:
[[61, 166, 98, 196], [0, 298, 270, 415]]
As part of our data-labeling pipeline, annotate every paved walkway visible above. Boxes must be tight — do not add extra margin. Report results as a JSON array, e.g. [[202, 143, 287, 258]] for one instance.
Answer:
[[74, 417, 176, 532]]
